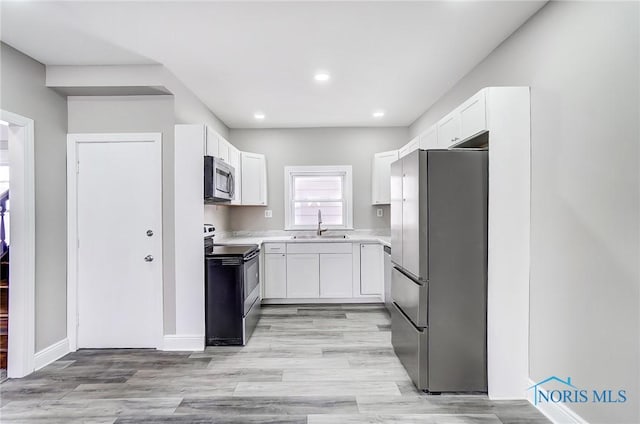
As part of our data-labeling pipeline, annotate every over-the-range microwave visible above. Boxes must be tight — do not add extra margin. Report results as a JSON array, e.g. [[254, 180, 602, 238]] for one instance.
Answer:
[[204, 155, 235, 202]]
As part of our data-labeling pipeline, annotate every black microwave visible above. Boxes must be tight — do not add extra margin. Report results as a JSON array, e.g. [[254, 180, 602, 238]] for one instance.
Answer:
[[204, 156, 235, 202]]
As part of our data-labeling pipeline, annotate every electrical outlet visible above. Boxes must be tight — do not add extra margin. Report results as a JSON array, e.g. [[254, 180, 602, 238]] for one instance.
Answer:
[[376, 208, 383, 217], [264, 210, 273, 218]]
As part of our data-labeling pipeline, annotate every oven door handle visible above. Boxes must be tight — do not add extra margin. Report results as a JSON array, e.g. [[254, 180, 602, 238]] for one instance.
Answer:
[[244, 250, 260, 262]]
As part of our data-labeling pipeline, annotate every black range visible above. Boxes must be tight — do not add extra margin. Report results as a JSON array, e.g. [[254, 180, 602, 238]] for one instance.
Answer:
[[204, 241, 261, 346]]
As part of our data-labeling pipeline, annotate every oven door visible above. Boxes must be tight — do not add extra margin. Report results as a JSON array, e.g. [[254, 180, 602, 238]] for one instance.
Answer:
[[243, 249, 260, 316]]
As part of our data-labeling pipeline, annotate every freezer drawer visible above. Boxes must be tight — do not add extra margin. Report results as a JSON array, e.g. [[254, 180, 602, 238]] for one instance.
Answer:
[[391, 267, 428, 327], [391, 302, 428, 391]]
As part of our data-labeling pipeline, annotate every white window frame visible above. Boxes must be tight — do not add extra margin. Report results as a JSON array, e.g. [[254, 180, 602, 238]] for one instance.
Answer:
[[284, 165, 353, 231]]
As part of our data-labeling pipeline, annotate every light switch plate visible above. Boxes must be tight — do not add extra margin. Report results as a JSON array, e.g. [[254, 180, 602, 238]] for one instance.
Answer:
[[376, 208, 383, 217], [264, 210, 273, 218]]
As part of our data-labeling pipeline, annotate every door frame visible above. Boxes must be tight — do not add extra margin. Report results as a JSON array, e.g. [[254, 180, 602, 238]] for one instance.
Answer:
[[66, 132, 164, 351], [1, 110, 36, 378]]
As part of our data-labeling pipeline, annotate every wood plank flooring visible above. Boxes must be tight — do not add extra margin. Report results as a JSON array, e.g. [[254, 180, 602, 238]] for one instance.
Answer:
[[0, 304, 550, 423]]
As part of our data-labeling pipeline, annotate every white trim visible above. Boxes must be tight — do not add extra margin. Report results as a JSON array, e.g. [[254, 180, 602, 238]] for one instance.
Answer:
[[1, 110, 36, 378], [34, 338, 70, 371], [162, 335, 204, 351], [262, 298, 383, 304], [67, 132, 164, 351], [527, 379, 589, 424], [284, 165, 353, 231]]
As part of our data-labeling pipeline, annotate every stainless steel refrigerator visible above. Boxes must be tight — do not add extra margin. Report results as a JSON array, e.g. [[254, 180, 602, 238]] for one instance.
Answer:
[[390, 148, 488, 393]]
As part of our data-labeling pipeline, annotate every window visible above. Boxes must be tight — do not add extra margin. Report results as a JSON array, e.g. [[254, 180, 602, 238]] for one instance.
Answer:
[[284, 165, 353, 230]]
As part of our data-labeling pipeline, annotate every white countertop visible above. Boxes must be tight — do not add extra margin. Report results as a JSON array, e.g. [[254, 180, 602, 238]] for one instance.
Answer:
[[216, 234, 390, 248]]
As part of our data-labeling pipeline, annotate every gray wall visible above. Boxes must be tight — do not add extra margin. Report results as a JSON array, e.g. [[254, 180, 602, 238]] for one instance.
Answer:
[[67, 95, 178, 334], [228, 127, 408, 232], [410, 2, 639, 422], [0, 43, 68, 351]]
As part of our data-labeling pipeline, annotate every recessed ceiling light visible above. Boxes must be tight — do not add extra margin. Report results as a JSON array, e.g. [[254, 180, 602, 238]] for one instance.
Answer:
[[373, 111, 385, 118], [254, 113, 265, 120], [314, 72, 330, 82]]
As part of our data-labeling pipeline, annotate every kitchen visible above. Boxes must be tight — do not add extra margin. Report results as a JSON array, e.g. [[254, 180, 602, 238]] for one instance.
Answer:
[[0, 1, 638, 424]]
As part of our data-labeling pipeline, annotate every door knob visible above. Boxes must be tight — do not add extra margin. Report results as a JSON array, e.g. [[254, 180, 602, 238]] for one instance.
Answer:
[[146, 230, 154, 237], [144, 255, 154, 262]]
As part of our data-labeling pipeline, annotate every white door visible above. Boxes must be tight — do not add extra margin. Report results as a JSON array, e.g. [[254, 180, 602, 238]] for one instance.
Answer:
[[437, 113, 461, 147], [419, 125, 438, 150], [372, 150, 399, 205], [264, 253, 287, 298], [360, 244, 383, 296], [241, 152, 267, 205], [75, 134, 163, 348], [286, 253, 319, 298], [459, 91, 487, 141], [319, 253, 353, 298]]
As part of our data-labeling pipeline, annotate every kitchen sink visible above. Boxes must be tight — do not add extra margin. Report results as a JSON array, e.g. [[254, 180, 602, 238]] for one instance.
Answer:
[[291, 234, 349, 240]]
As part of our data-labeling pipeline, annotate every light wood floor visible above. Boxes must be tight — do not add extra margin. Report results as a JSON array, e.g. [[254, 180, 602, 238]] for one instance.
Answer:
[[0, 304, 549, 423]]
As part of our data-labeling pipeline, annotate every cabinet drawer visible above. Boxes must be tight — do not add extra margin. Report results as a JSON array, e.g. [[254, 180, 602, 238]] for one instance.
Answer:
[[391, 302, 428, 390], [263, 243, 286, 254], [391, 267, 428, 327], [287, 243, 352, 254]]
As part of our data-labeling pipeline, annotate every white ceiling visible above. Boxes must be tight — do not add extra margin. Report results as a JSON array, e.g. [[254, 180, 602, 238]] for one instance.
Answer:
[[0, 1, 546, 129]]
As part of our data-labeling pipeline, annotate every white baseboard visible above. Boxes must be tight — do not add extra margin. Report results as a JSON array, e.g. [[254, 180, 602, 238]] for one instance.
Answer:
[[528, 379, 589, 424], [262, 298, 384, 304], [34, 338, 70, 371], [163, 334, 204, 351]]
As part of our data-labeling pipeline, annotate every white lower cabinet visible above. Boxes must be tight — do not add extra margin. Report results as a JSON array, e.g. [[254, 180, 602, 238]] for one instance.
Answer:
[[360, 243, 384, 296], [286, 253, 320, 298], [319, 254, 353, 298], [264, 253, 287, 298], [262, 242, 384, 301]]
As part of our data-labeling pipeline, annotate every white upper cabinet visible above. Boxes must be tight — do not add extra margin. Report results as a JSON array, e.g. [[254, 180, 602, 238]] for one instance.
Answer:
[[241, 152, 268, 206], [180, 124, 267, 207], [205, 126, 218, 157], [437, 89, 488, 147], [459, 90, 487, 141], [398, 136, 419, 158], [217, 136, 230, 163], [204, 128, 231, 163], [437, 112, 462, 148], [228, 144, 242, 205], [418, 125, 438, 150], [371, 150, 399, 205]]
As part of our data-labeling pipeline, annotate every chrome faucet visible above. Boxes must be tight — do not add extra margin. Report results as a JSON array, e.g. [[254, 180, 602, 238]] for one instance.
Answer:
[[316, 209, 327, 236]]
